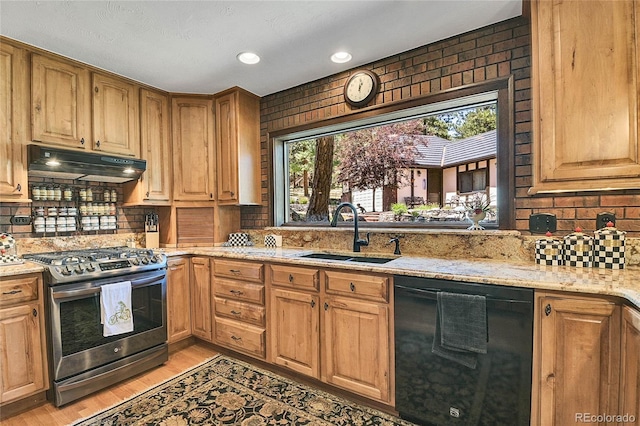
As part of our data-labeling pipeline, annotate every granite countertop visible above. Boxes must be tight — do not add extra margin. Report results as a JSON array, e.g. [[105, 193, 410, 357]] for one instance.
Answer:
[[164, 247, 640, 308], [3, 246, 639, 309]]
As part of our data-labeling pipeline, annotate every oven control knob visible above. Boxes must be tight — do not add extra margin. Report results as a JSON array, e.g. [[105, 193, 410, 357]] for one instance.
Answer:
[[62, 266, 73, 276], [87, 263, 96, 272], [150, 256, 158, 263], [141, 257, 150, 264], [75, 266, 84, 274], [131, 258, 140, 265]]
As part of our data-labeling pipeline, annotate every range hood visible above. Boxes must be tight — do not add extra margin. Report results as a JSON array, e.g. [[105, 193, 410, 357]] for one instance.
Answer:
[[28, 145, 146, 183]]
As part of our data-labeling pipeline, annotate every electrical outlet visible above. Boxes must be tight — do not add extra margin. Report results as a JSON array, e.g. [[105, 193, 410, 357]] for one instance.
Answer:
[[596, 212, 616, 230], [10, 215, 31, 225], [529, 213, 557, 234]]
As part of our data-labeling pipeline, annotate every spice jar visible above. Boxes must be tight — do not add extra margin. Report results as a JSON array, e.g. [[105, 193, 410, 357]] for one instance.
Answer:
[[86, 187, 93, 202], [103, 188, 111, 202], [63, 186, 73, 201], [79, 188, 87, 201], [46, 186, 54, 201], [32, 186, 41, 201], [110, 189, 117, 203], [53, 185, 62, 201]]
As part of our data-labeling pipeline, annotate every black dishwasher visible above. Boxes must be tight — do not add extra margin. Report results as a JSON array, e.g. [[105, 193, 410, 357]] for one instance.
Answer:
[[394, 276, 533, 426]]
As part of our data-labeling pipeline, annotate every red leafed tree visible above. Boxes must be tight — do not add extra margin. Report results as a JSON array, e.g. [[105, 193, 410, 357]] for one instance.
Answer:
[[336, 120, 426, 211]]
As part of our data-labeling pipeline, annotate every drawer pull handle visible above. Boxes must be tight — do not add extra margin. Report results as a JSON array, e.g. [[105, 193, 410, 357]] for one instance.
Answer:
[[2, 290, 22, 295], [229, 290, 244, 295], [324, 302, 329, 311], [310, 300, 315, 308], [545, 304, 552, 316], [230, 310, 241, 315], [229, 269, 241, 274], [350, 282, 355, 292], [231, 335, 242, 341], [33, 309, 37, 317], [289, 274, 294, 282]]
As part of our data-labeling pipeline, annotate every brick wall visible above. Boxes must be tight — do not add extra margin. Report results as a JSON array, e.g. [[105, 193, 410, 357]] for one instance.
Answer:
[[242, 15, 640, 236]]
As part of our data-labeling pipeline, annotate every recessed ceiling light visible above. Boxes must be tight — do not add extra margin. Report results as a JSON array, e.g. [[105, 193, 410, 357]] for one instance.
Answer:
[[331, 51, 352, 63], [237, 52, 260, 65]]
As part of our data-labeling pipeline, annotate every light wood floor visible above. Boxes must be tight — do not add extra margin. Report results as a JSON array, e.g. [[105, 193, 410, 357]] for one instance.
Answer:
[[2, 343, 218, 426]]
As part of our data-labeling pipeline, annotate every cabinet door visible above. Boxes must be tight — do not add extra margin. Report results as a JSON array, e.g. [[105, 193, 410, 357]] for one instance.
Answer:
[[322, 295, 391, 403], [0, 303, 47, 403], [535, 294, 620, 426], [92, 73, 139, 157], [0, 42, 28, 201], [31, 53, 90, 149], [140, 88, 171, 202], [190, 257, 212, 341], [620, 306, 640, 423], [530, 0, 640, 193], [172, 97, 215, 201], [215, 92, 239, 203], [167, 257, 191, 343], [269, 288, 320, 378]]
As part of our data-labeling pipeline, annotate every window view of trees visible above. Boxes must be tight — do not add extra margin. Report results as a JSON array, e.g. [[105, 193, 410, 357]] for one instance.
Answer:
[[287, 104, 497, 227]]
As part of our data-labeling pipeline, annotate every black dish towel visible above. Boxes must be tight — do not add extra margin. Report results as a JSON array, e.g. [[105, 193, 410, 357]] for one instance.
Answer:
[[431, 291, 487, 369]]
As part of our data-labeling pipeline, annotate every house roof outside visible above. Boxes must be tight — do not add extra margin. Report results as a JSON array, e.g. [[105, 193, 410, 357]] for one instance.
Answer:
[[411, 130, 497, 169]]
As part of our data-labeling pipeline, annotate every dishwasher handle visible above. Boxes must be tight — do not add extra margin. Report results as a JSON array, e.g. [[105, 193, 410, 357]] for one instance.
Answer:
[[394, 284, 532, 304]]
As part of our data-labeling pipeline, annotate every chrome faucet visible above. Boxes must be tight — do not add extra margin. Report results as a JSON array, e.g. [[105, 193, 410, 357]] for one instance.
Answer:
[[330, 202, 370, 252]]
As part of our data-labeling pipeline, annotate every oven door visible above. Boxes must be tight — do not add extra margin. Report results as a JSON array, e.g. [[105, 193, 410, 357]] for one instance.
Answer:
[[48, 269, 167, 381]]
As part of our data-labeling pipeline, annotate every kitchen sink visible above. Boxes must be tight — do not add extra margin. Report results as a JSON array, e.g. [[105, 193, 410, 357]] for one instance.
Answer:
[[298, 253, 396, 264]]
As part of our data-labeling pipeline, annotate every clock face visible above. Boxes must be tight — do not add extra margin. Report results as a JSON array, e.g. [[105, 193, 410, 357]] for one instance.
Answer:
[[344, 70, 378, 107]]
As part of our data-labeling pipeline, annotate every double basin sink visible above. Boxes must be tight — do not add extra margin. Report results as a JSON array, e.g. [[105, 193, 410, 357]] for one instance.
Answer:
[[298, 252, 396, 264]]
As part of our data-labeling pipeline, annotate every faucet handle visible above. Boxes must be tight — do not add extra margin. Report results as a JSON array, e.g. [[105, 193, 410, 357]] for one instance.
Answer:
[[357, 232, 370, 246]]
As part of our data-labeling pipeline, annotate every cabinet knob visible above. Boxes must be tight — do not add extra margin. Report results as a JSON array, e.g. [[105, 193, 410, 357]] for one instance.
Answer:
[[16, 183, 21, 192], [146, 191, 150, 197], [288, 274, 294, 282], [96, 140, 101, 148], [80, 137, 85, 145], [324, 302, 329, 311], [350, 282, 355, 292], [95, 86, 99, 93], [32, 308, 38, 317], [310, 300, 315, 308], [210, 193, 213, 199], [545, 304, 552, 316], [230, 191, 235, 197]]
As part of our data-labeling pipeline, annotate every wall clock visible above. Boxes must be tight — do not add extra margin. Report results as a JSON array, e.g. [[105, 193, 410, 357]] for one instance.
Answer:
[[344, 70, 379, 108]]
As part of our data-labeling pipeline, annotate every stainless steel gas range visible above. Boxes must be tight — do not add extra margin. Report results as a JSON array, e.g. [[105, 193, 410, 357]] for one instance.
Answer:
[[24, 247, 168, 406]]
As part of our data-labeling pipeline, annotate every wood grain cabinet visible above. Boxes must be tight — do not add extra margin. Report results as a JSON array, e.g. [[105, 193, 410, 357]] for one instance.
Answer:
[[91, 72, 140, 157], [268, 264, 393, 404], [123, 88, 172, 205], [0, 273, 48, 405], [269, 264, 321, 378], [190, 257, 213, 342], [167, 257, 191, 343], [532, 292, 621, 426], [212, 259, 266, 359], [31, 53, 91, 150], [214, 87, 261, 205], [0, 42, 29, 202], [171, 96, 215, 201], [620, 305, 640, 423], [529, 0, 640, 193]]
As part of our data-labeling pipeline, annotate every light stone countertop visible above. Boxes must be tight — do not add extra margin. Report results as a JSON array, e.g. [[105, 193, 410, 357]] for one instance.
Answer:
[[3, 247, 638, 309], [163, 246, 640, 309]]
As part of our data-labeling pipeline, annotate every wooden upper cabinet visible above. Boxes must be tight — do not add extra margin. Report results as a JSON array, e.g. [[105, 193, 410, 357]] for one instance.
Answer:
[[0, 42, 28, 201], [529, 0, 640, 193], [92, 72, 140, 157], [533, 293, 620, 426], [31, 53, 91, 149], [172, 96, 215, 201], [123, 88, 171, 205], [215, 88, 261, 205]]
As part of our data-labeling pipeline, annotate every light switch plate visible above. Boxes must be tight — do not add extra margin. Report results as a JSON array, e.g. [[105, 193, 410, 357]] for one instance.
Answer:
[[10, 215, 31, 225], [529, 213, 557, 234]]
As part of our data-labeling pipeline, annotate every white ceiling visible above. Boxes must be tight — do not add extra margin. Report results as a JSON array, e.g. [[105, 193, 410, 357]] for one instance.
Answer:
[[0, 1, 522, 97]]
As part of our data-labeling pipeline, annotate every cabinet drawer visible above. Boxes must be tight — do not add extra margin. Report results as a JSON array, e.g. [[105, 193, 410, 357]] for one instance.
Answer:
[[0, 274, 40, 307], [324, 270, 389, 302], [270, 264, 319, 291], [214, 278, 264, 304], [213, 259, 263, 282], [214, 297, 265, 326], [215, 317, 265, 358]]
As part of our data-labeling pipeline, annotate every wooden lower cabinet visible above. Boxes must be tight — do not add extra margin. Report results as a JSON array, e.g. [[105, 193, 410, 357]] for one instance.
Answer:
[[167, 257, 191, 343], [0, 274, 48, 405], [268, 264, 392, 405], [532, 292, 621, 426], [620, 305, 640, 424], [190, 257, 212, 342]]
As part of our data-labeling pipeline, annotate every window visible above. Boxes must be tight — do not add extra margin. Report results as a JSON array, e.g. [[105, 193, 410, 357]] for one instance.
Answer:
[[272, 80, 514, 229]]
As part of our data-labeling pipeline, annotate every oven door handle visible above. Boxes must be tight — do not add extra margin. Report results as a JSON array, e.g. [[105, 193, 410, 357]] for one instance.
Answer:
[[52, 274, 165, 300]]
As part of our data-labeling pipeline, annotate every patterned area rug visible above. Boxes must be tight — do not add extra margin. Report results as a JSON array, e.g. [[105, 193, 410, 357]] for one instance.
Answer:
[[73, 354, 416, 426]]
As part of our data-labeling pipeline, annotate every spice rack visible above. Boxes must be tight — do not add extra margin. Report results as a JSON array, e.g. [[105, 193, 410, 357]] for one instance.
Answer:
[[31, 184, 119, 235]]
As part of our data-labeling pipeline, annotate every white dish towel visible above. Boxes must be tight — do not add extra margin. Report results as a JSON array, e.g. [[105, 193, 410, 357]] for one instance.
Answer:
[[100, 281, 134, 337]]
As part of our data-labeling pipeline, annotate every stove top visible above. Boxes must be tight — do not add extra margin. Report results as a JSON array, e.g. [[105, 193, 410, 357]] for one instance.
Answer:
[[24, 247, 167, 284]]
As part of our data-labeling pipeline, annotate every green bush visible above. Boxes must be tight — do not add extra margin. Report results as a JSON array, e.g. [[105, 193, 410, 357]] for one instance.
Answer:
[[391, 203, 408, 216], [299, 196, 309, 204]]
